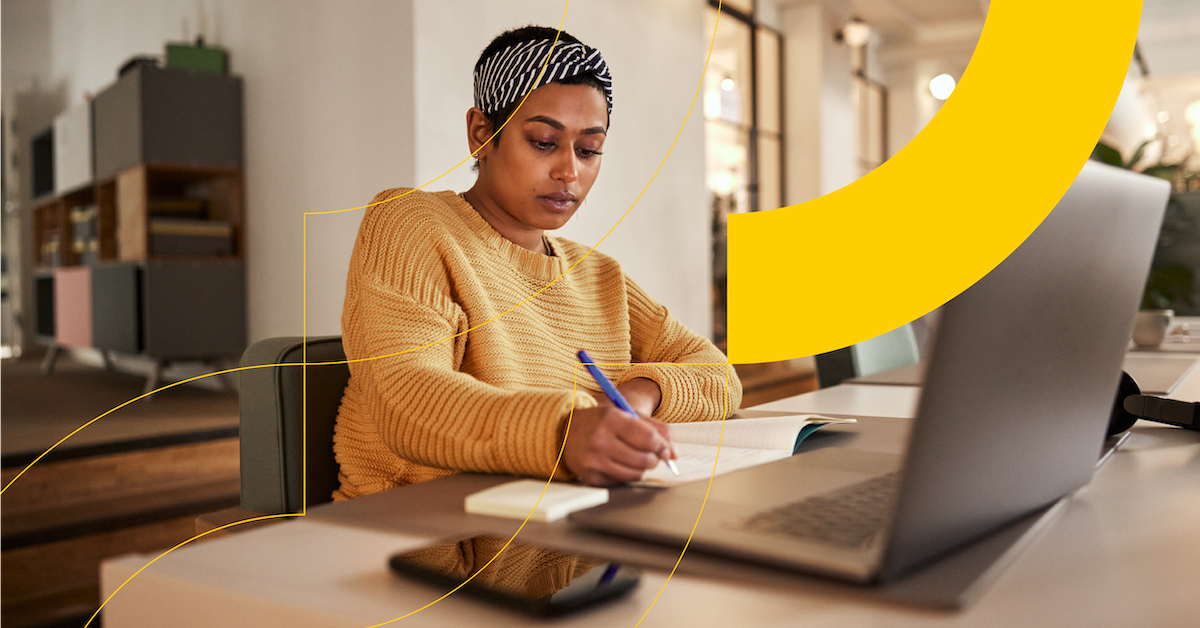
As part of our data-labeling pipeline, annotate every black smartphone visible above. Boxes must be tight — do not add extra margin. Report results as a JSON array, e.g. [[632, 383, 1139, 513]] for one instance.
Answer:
[[388, 535, 641, 617]]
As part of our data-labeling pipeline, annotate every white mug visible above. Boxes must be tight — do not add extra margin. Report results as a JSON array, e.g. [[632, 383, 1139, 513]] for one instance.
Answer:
[[1133, 309, 1174, 347]]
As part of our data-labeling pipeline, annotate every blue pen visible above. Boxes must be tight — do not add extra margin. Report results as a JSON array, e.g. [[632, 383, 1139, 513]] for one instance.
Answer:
[[577, 350, 680, 476]]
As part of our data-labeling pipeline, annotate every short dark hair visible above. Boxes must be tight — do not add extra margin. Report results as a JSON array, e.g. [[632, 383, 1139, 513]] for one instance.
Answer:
[[474, 25, 609, 145]]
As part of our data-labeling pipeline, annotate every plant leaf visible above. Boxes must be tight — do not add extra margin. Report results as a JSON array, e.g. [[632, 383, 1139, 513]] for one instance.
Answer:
[[1142, 164, 1179, 182], [1127, 139, 1153, 169], [1091, 142, 1123, 167]]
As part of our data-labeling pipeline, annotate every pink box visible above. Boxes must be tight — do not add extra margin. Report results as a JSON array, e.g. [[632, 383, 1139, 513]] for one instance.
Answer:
[[54, 266, 92, 348]]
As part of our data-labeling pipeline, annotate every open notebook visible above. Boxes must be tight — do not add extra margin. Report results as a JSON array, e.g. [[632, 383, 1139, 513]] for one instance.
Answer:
[[636, 412, 856, 487]]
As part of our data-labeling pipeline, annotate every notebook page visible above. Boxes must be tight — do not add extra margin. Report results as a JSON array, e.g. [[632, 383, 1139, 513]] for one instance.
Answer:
[[633, 444, 792, 487], [668, 414, 848, 451]]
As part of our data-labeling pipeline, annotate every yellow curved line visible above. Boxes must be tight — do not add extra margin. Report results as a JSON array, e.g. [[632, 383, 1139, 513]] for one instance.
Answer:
[[726, 0, 1143, 363], [1, 361, 273, 494], [634, 363, 732, 627]]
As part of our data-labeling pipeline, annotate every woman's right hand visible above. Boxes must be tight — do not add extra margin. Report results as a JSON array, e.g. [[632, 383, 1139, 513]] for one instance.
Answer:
[[560, 404, 678, 486]]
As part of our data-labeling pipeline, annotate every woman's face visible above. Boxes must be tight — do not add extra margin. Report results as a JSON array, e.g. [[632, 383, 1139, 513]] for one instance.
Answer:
[[471, 82, 608, 234]]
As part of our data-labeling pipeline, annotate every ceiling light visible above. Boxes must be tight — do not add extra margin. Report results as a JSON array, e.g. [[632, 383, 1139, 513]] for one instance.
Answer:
[[710, 171, 736, 196], [1185, 100, 1200, 124], [839, 18, 871, 48], [1157, 111, 1170, 123], [721, 78, 735, 92], [929, 74, 956, 100]]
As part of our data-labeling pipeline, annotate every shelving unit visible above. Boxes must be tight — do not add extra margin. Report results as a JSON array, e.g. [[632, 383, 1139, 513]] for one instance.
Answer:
[[32, 64, 246, 391]]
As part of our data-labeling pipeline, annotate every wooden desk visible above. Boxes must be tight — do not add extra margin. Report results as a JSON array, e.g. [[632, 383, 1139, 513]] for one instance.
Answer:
[[100, 378, 1200, 627]]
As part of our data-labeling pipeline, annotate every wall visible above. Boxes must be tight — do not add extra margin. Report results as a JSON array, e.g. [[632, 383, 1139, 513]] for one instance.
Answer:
[[3, 0, 716, 348], [878, 39, 974, 168], [779, 1, 856, 205]]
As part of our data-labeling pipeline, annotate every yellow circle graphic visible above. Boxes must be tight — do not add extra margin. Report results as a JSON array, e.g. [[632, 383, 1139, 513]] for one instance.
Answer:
[[727, 0, 1142, 364]]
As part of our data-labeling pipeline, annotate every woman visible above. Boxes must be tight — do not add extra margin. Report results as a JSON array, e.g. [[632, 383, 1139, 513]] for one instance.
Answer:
[[332, 26, 741, 499]]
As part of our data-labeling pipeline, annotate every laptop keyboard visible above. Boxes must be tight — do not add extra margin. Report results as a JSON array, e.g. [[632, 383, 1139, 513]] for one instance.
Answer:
[[736, 472, 899, 550]]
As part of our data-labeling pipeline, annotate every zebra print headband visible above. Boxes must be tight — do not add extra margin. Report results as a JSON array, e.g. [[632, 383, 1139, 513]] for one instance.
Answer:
[[473, 38, 613, 116]]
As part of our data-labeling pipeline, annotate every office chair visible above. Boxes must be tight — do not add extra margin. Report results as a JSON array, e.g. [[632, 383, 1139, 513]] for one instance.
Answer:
[[239, 336, 350, 514], [815, 323, 920, 388]]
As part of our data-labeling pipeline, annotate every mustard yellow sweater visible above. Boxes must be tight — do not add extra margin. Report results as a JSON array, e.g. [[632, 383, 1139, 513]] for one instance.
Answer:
[[332, 189, 742, 500]]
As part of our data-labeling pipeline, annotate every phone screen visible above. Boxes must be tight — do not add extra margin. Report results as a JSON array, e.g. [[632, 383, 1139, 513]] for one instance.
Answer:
[[388, 535, 641, 616]]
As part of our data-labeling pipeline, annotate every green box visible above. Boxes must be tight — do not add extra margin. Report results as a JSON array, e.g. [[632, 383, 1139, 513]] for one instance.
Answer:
[[165, 43, 227, 74]]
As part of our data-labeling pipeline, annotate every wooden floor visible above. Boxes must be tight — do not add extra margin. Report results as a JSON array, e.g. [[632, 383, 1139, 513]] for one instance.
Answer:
[[1, 353, 239, 465], [1, 353, 241, 628], [735, 357, 819, 409]]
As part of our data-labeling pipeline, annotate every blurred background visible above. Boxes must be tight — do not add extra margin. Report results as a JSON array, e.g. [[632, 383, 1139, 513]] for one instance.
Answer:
[[2, 2, 1198, 626]]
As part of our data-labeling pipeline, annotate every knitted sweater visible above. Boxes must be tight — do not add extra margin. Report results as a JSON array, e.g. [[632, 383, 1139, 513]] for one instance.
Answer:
[[332, 189, 742, 500]]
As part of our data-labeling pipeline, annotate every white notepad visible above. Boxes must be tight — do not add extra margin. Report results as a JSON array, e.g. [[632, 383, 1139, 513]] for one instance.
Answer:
[[464, 480, 609, 522]]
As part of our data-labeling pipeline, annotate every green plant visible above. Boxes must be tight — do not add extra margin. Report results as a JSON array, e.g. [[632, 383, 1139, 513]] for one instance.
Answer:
[[1092, 140, 1197, 312], [1142, 265, 1193, 310]]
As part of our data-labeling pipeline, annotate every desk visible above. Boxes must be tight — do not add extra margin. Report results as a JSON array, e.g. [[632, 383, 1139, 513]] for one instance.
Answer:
[[848, 354, 1199, 395], [101, 378, 1200, 627]]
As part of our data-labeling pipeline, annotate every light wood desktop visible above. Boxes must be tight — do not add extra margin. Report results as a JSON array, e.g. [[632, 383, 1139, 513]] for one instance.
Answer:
[[100, 373, 1200, 627], [849, 353, 1199, 395]]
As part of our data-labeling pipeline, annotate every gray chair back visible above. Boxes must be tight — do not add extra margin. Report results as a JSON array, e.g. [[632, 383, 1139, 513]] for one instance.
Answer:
[[815, 324, 920, 388], [239, 336, 350, 514]]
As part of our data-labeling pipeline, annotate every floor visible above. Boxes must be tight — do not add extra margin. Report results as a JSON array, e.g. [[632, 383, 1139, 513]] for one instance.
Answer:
[[1, 352, 239, 467]]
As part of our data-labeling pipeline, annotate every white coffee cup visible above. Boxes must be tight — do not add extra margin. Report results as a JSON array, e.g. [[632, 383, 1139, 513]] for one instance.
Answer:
[[1133, 309, 1174, 347]]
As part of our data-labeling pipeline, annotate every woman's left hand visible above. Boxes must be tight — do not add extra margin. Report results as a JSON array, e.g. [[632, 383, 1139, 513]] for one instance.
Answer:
[[617, 377, 662, 417]]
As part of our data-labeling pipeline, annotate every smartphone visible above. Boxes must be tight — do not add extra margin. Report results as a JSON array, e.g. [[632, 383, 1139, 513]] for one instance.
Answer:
[[388, 535, 641, 617]]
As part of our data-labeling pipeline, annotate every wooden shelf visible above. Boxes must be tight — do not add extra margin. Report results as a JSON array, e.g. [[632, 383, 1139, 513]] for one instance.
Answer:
[[96, 179, 118, 261], [33, 196, 77, 268], [118, 164, 244, 262]]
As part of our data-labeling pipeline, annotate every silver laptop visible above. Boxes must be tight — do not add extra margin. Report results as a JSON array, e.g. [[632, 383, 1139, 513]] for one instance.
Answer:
[[573, 161, 1171, 584]]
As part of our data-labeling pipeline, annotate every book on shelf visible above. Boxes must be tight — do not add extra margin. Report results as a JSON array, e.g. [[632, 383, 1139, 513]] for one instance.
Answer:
[[148, 218, 234, 256], [148, 198, 208, 220]]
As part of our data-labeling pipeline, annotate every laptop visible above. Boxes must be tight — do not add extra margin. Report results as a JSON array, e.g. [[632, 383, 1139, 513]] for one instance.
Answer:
[[572, 161, 1172, 584]]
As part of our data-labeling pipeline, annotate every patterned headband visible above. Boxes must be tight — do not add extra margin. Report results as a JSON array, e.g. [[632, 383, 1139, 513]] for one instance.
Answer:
[[473, 38, 613, 116]]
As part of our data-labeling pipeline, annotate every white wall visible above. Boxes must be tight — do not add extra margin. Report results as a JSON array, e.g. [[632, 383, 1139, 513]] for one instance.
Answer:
[[4, 0, 715, 345], [780, 1, 856, 205], [409, 0, 713, 336]]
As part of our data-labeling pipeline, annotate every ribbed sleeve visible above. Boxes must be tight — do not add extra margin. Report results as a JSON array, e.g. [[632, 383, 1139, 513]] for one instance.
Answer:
[[617, 275, 742, 422], [332, 188, 740, 500]]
